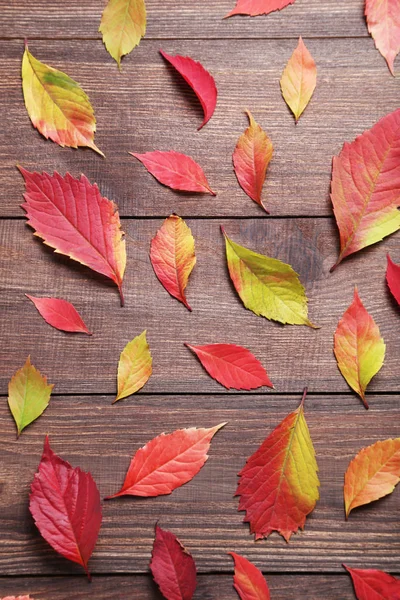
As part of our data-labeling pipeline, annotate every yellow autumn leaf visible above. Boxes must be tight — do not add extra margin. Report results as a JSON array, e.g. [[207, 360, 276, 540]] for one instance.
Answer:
[[115, 330, 152, 403], [99, 0, 146, 68], [280, 37, 317, 122]]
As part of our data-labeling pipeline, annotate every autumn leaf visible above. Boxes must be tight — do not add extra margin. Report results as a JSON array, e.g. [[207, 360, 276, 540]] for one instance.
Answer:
[[222, 227, 317, 327], [20, 168, 126, 305], [280, 37, 317, 122], [150, 525, 197, 600], [386, 253, 400, 306], [344, 438, 400, 518], [29, 436, 102, 580], [130, 151, 215, 195], [26, 295, 91, 334], [334, 288, 385, 408], [229, 552, 270, 600], [99, 0, 146, 68], [365, 0, 400, 75], [22, 43, 103, 156], [160, 50, 217, 130], [106, 423, 225, 498], [115, 330, 152, 403], [185, 343, 273, 390], [8, 357, 53, 437], [330, 109, 400, 271], [236, 388, 320, 541], [232, 110, 273, 212], [343, 565, 400, 599], [225, 0, 295, 18], [1, 597, 33, 600], [150, 215, 196, 310]]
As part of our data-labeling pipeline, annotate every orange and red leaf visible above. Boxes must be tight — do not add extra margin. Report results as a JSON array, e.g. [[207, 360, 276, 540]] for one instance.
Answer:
[[343, 565, 400, 599], [229, 552, 270, 600], [280, 37, 317, 122]]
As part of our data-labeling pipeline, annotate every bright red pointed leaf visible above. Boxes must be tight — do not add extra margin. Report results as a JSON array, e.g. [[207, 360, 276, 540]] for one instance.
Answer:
[[106, 423, 225, 498], [160, 50, 217, 129], [130, 151, 215, 195], [150, 525, 197, 600], [365, 0, 400, 76], [344, 565, 400, 599], [26, 295, 91, 334], [387, 254, 400, 306], [225, 0, 295, 18], [20, 168, 126, 305], [29, 436, 102, 579], [229, 552, 270, 600], [185, 343, 273, 390]]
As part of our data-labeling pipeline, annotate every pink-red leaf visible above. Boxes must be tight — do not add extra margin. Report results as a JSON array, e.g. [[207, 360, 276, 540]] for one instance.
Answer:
[[185, 343, 273, 390], [20, 168, 126, 305], [130, 151, 215, 195], [365, 0, 400, 75], [344, 565, 400, 599], [26, 295, 91, 334], [106, 423, 225, 498], [160, 50, 217, 130], [386, 253, 400, 306], [229, 553, 270, 600], [29, 436, 102, 579], [225, 0, 295, 18], [150, 525, 197, 600], [1, 597, 33, 600]]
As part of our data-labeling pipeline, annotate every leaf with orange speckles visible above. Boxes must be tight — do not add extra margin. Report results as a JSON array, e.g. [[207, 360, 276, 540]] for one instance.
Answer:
[[280, 37, 317, 122], [229, 552, 270, 599]]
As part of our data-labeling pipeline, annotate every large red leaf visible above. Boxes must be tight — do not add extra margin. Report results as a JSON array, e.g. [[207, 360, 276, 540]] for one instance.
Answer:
[[387, 253, 400, 306], [106, 423, 225, 498], [150, 525, 197, 600], [344, 565, 400, 599], [20, 168, 126, 305], [130, 151, 215, 195], [29, 436, 102, 579], [26, 295, 91, 334], [160, 50, 217, 130], [185, 343, 273, 390], [225, 0, 295, 18], [365, 0, 400, 76], [229, 552, 270, 600]]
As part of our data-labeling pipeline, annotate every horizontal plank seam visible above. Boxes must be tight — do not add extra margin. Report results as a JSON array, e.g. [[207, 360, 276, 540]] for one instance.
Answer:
[[0, 215, 334, 221], [0, 391, 398, 398], [0, 570, 399, 578], [0, 35, 370, 42]]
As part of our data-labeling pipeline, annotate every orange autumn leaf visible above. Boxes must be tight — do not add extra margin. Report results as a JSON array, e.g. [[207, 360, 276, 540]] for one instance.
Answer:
[[115, 330, 152, 403], [334, 288, 385, 409], [365, 0, 400, 76], [229, 552, 270, 599], [232, 111, 273, 213], [280, 37, 317, 122], [344, 438, 400, 518]]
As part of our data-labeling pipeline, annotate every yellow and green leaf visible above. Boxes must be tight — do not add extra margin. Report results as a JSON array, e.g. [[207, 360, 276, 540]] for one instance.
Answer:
[[99, 0, 146, 68], [115, 330, 152, 403], [280, 36, 317, 122]]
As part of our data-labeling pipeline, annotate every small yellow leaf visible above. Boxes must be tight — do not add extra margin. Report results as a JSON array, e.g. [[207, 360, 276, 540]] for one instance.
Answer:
[[115, 331, 152, 403], [99, 0, 146, 68], [280, 37, 317, 122]]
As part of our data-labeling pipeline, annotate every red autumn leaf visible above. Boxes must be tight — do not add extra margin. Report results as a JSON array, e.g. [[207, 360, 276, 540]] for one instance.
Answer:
[[130, 151, 215, 195], [225, 0, 295, 18], [1, 597, 33, 600], [387, 253, 400, 306], [343, 565, 400, 599], [185, 343, 273, 390], [365, 0, 400, 76], [229, 552, 270, 600], [150, 525, 197, 600], [29, 436, 102, 579], [106, 423, 225, 498], [160, 50, 217, 130], [26, 295, 91, 334]]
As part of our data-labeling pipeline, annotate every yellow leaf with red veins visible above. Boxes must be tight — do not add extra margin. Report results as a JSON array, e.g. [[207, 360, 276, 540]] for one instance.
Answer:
[[22, 44, 103, 155], [115, 331, 152, 403], [344, 438, 400, 518], [99, 0, 146, 69], [365, 0, 400, 75], [280, 37, 317, 122], [334, 288, 385, 408]]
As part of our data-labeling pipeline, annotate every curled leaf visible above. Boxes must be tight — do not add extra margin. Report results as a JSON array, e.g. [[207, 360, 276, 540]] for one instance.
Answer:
[[280, 37, 317, 122], [115, 330, 152, 403], [26, 295, 91, 334], [99, 0, 146, 68]]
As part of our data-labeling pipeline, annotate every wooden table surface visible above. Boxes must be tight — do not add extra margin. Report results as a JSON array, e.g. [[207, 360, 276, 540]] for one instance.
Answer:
[[0, 1, 399, 598]]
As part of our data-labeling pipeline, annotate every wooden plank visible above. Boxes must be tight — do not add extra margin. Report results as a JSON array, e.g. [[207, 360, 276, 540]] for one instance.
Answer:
[[0, 394, 399, 575], [0, 0, 369, 40], [1, 218, 399, 396], [1, 39, 398, 218], [0, 573, 370, 599]]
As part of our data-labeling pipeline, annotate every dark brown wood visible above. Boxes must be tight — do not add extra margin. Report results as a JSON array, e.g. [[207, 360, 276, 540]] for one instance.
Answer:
[[1, 38, 398, 218], [0, 394, 399, 575]]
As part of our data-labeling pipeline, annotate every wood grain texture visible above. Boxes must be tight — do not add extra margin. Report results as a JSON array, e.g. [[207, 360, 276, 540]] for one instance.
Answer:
[[1, 218, 399, 396], [0, 394, 399, 575], [1, 39, 399, 217], [0, 0, 369, 40]]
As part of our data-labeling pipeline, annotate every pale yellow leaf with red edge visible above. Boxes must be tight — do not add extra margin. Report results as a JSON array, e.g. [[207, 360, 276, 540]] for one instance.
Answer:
[[334, 288, 385, 409], [280, 37, 317, 122], [233, 111, 273, 213], [8, 356, 54, 437], [365, 0, 400, 75], [22, 44, 103, 156], [99, 0, 146, 69], [150, 215, 196, 311], [229, 552, 270, 600], [344, 438, 400, 518], [330, 109, 400, 271], [236, 389, 320, 542], [115, 330, 152, 403]]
